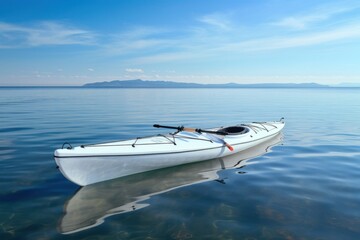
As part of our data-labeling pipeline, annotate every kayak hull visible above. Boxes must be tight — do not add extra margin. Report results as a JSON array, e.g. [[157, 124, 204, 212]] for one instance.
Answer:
[[54, 121, 284, 186]]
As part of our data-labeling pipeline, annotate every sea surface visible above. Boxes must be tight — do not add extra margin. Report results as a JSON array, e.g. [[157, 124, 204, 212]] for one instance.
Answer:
[[0, 87, 360, 239]]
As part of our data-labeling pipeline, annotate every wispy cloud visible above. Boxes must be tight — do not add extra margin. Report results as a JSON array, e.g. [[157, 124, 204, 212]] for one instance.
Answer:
[[198, 12, 233, 30], [273, 16, 322, 30], [218, 22, 360, 52], [109, 17, 360, 65], [126, 5, 360, 63], [0, 21, 95, 48], [102, 13, 238, 64], [101, 27, 179, 56], [3, 2, 360, 63], [272, 3, 360, 30]]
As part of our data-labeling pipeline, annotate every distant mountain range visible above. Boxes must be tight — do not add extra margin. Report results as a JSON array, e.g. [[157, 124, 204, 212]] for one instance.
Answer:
[[83, 79, 330, 88]]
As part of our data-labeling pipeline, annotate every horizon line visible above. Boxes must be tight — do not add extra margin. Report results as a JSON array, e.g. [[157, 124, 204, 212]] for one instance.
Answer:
[[1, 79, 360, 88]]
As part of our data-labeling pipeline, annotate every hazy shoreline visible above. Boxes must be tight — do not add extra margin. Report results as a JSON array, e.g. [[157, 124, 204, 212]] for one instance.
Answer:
[[1, 79, 360, 88]]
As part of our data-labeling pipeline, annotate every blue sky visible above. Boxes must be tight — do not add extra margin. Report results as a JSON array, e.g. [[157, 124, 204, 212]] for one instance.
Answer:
[[1, 0, 360, 86]]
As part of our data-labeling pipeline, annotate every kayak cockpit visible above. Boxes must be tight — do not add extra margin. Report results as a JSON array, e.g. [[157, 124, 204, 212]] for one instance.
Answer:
[[217, 126, 249, 135]]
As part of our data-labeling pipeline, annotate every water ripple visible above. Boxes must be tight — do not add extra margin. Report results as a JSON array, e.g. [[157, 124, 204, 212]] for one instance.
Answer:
[[1, 88, 360, 239]]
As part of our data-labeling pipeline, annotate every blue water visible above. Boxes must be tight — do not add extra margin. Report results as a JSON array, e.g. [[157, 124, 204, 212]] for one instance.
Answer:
[[1, 88, 360, 239]]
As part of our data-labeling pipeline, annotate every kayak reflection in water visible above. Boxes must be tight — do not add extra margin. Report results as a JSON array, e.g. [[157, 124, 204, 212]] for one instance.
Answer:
[[58, 133, 283, 234]]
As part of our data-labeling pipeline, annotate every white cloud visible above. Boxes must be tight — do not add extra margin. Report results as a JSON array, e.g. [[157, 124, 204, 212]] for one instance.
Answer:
[[125, 68, 144, 73], [101, 27, 179, 56], [272, 4, 360, 30], [273, 17, 312, 30], [198, 13, 232, 30], [88, 68, 95, 72], [134, 52, 199, 64], [3, 2, 359, 65], [124, 7, 360, 62], [0, 21, 95, 48], [229, 22, 360, 51]]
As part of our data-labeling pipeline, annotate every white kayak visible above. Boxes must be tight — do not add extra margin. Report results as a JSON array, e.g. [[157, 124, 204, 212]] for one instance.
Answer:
[[54, 120, 285, 186]]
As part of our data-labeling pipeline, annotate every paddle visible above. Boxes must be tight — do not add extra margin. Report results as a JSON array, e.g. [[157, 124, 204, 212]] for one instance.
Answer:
[[153, 124, 234, 151]]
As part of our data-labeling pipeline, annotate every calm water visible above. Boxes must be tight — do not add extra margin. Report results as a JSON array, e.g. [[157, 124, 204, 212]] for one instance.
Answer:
[[0, 88, 360, 239]]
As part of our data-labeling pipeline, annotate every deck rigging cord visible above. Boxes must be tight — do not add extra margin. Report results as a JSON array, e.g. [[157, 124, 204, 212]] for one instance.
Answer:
[[154, 124, 234, 151], [68, 121, 283, 150]]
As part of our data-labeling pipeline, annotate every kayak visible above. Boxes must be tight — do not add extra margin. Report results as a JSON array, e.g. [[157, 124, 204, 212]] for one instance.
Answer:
[[55, 120, 285, 186], [54, 119, 285, 186]]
